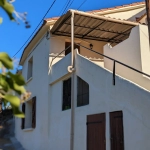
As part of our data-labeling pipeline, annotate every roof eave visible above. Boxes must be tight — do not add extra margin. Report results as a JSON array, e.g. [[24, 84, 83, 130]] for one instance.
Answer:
[[19, 19, 57, 65], [89, 3, 145, 15]]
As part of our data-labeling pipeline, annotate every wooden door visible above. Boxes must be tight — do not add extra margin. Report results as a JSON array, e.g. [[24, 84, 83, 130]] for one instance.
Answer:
[[110, 111, 124, 150], [65, 42, 80, 55], [87, 113, 106, 150]]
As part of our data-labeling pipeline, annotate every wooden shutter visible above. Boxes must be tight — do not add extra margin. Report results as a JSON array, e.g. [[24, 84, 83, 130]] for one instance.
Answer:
[[21, 103, 25, 129], [87, 113, 106, 150], [32, 96, 36, 128], [110, 111, 124, 150]]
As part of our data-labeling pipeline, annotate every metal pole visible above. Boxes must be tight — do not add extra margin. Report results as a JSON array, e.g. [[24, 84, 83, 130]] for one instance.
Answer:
[[113, 60, 116, 85], [145, 0, 150, 48], [70, 11, 75, 150]]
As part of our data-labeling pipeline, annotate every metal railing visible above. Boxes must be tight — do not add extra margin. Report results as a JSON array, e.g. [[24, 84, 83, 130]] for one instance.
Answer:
[[50, 45, 71, 67], [76, 43, 150, 85], [50, 43, 150, 86]]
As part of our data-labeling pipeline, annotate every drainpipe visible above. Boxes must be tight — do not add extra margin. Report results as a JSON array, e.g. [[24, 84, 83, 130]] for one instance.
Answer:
[[70, 11, 75, 150]]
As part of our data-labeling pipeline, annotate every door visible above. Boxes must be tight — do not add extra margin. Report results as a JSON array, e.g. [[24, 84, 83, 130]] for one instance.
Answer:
[[87, 113, 106, 150], [110, 111, 124, 150], [65, 42, 80, 55]]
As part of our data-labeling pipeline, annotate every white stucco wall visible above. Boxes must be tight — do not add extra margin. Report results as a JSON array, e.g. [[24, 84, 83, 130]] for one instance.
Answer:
[[15, 13, 150, 150], [139, 25, 150, 74], [15, 35, 50, 150], [48, 79, 71, 150], [49, 36, 106, 59], [104, 25, 150, 91], [47, 50, 150, 150], [75, 53, 150, 150]]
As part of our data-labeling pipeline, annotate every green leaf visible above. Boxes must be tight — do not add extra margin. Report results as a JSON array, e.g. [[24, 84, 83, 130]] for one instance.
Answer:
[[12, 106, 25, 118], [6, 77, 26, 94], [0, 52, 13, 69], [8, 72, 26, 85], [0, 74, 10, 92], [0, 17, 2, 24], [13, 83, 26, 94], [0, 0, 14, 20], [3, 94, 20, 107]]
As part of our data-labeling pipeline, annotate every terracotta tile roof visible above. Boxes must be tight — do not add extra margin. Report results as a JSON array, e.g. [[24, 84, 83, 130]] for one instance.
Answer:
[[88, 1, 145, 13], [45, 2, 145, 23], [45, 17, 59, 21]]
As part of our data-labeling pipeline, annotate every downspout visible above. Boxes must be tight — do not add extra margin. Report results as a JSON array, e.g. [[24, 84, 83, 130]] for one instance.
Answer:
[[70, 11, 75, 150]]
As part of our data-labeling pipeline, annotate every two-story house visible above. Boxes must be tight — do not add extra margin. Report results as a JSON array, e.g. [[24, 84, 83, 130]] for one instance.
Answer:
[[15, 2, 150, 150]]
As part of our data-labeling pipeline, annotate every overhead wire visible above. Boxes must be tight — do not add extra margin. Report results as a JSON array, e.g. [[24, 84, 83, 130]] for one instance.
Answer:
[[77, 0, 87, 10], [62, 0, 71, 15], [13, 0, 56, 58], [59, 0, 70, 16], [13, 0, 88, 59]]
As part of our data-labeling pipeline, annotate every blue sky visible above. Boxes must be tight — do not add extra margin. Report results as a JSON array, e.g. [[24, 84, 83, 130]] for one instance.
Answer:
[[0, 0, 144, 62]]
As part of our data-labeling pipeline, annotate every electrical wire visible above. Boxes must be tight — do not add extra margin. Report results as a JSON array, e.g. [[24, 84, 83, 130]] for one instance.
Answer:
[[59, 0, 70, 16], [68, 0, 74, 9], [13, 0, 56, 58], [77, 0, 87, 10], [62, 0, 71, 15]]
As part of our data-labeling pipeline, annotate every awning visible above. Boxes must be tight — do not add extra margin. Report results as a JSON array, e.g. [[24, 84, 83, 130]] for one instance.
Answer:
[[51, 10, 139, 44]]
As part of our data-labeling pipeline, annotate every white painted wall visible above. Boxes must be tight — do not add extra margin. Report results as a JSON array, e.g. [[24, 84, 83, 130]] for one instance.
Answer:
[[49, 35, 106, 59], [48, 80, 71, 150], [104, 25, 150, 91], [104, 7, 145, 21], [47, 51, 150, 150], [15, 10, 150, 150], [15, 35, 50, 150]]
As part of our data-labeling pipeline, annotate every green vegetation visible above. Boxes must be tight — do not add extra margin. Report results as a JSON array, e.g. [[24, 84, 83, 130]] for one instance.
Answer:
[[0, 0, 30, 117]]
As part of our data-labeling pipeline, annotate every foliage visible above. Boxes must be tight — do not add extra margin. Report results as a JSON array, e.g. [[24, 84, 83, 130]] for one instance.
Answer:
[[0, 0, 15, 21], [0, 53, 31, 118], [0, 0, 30, 28], [0, 0, 31, 118]]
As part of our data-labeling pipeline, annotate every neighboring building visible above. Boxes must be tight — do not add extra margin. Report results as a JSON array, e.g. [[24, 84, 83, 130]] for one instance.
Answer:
[[15, 2, 150, 150]]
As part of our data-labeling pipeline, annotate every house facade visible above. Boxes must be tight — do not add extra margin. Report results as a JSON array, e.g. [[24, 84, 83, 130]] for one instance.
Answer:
[[15, 2, 150, 150]]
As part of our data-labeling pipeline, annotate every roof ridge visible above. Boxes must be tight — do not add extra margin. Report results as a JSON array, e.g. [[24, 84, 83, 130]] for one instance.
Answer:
[[45, 2, 145, 21], [88, 1, 145, 13]]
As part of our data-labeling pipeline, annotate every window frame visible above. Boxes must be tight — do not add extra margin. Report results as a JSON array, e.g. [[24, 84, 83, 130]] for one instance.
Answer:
[[27, 56, 33, 81], [21, 96, 36, 130], [77, 76, 89, 107], [62, 78, 71, 111]]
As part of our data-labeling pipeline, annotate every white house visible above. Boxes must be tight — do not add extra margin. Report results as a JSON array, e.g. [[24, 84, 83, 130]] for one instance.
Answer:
[[15, 2, 150, 150]]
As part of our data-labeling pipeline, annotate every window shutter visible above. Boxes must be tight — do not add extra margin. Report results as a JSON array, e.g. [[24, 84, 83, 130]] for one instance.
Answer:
[[87, 113, 106, 150], [32, 96, 36, 128], [21, 103, 25, 129]]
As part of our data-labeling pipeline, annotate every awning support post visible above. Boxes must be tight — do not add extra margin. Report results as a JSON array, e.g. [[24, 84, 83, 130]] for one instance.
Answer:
[[70, 11, 75, 150]]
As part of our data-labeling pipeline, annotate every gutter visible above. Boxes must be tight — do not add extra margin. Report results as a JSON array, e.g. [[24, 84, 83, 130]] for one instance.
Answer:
[[69, 9, 139, 26]]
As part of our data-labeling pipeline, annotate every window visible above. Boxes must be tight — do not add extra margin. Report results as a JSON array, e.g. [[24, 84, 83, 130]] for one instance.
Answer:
[[27, 57, 33, 80], [62, 78, 71, 110], [21, 96, 36, 129], [65, 42, 80, 55], [77, 76, 89, 107]]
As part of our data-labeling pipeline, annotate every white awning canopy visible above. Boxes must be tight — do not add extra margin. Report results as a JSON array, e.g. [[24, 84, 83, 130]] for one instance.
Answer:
[[51, 10, 139, 44]]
